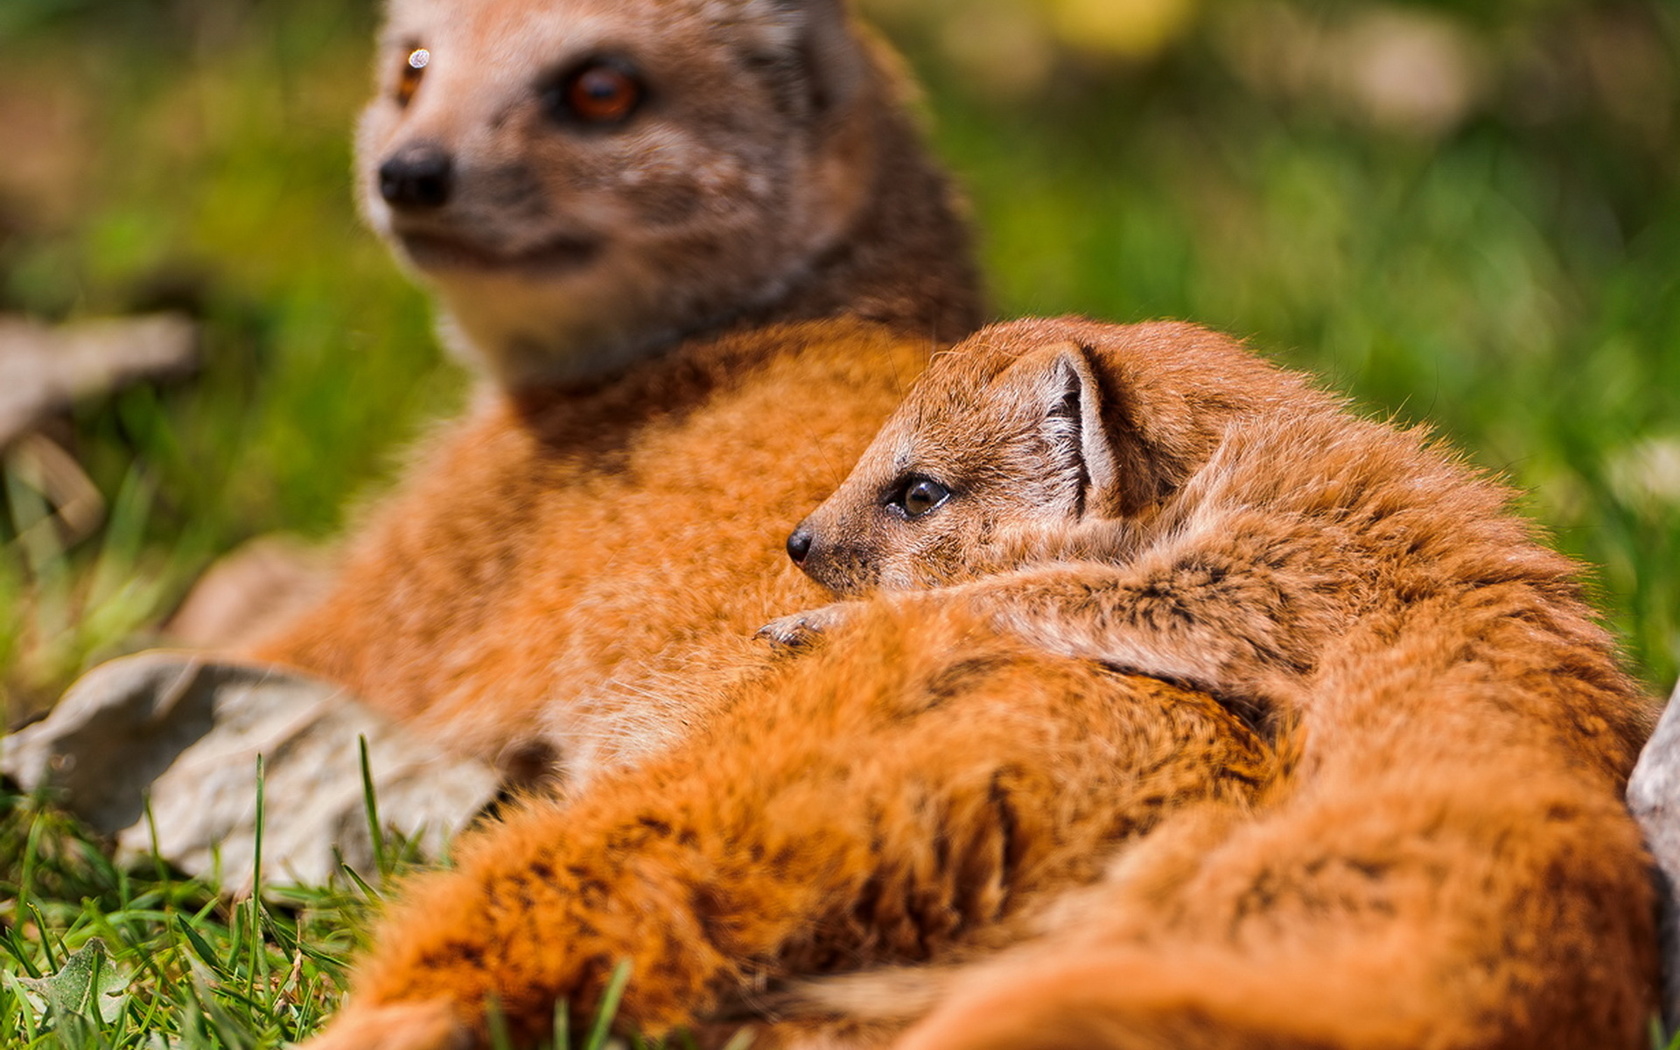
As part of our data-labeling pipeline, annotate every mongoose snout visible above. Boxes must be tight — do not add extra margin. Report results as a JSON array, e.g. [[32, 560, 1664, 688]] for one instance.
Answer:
[[785, 524, 814, 566], [782, 504, 891, 596], [378, 144, 454, 210]]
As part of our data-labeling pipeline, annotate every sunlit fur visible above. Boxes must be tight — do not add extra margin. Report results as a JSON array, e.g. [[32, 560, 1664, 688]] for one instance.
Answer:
[[254, 320, 942, 786], [300, 603, 1274, 1050], [295, 320, 1658, 1050], [356, 0, 980, 388], [779, 317, 1662, 1048]]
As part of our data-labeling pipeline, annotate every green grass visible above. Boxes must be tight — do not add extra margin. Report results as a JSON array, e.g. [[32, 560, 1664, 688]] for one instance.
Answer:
[[0, 0, 464, 719], [0, 0, 1677, 1042], [0, 776, 371, 1049], [0, 774, 661, 1049], [0, 743, 681, 1047], [0, 746, 419, 1047]]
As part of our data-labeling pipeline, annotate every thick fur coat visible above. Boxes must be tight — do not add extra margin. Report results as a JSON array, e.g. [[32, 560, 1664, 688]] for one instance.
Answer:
[[301, 321, 1660, 1050], [305, 604, 1272, 1050], [258, 319, 943, 781], [777, 317, 1664, 1048]]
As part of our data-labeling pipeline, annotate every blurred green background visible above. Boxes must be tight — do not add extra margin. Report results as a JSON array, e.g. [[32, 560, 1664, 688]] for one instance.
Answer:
[[0, 0, 1675, 720]]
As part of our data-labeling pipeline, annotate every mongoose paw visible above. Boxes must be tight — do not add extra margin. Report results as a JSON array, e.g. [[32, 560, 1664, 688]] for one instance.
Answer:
[[298, 999, 472, 1050], [756, 603, 862, 650]]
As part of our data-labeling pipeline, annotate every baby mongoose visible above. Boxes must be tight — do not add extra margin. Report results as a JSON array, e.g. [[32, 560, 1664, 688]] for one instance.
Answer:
[[755, 317, 1661, 1048], [761, 318, 1364, 724], [765, 317, 1653, 754]]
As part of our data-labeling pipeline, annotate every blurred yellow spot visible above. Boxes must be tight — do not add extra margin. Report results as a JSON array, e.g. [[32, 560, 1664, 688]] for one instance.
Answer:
[[1048, 0, 1198, 58]]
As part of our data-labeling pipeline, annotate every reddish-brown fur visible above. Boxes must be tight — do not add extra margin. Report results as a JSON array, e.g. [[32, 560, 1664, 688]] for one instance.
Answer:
[[253, 319, 938, 780], [302, 603, 1273, 1050], [300, 320, 1659, 1050], [774, 318, 1664, 1048]]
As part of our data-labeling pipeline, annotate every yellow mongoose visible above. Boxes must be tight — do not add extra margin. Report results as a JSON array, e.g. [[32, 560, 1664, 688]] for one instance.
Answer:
[[761, 317, 1661, 1047], [297, 320, 1656, 1050], [250, 0, 985, 779]]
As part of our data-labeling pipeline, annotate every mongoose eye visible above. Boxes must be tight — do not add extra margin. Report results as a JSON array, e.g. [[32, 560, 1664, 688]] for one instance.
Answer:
[[893, 477, 951, 519], [558, 60, 646, 126], [396, 47, 429, 108]]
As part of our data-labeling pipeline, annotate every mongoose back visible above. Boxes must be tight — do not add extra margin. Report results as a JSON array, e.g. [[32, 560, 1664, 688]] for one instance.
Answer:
[[250, 0, 986, 779], [761, 317, 1661, 1046]]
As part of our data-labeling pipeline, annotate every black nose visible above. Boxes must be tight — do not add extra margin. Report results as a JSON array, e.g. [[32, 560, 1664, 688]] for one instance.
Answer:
[[786, 526, 813, 566], [379, 146, 454, 209]]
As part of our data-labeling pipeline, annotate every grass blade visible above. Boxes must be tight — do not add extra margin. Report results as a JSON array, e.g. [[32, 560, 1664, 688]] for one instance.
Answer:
[[359, 735, 389, 880], [585, 961, 633, 1050]]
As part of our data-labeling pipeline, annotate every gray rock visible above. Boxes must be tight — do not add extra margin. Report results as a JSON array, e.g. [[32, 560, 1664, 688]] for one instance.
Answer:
[[1, 651, 498, 892], [0, 314, 198, 449], [1628, 678, 1680, 1035]]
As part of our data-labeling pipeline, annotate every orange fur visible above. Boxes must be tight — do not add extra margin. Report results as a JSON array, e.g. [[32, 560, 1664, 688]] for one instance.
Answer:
[[300, 320, 1659, 1050], [253, 319, 940, 781], [303, 603, 1272, 1050], [772, 318, 1663, 1048]]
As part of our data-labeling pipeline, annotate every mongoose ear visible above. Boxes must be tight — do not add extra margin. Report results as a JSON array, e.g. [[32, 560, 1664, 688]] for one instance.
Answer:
[[760, 0, 870, 117], [1022, 344, 1126, 520]]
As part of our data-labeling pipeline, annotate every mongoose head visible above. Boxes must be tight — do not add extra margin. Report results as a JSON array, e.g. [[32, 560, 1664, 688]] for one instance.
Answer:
[[787, 318, 1299, 596], [360, 0, 974, 389]]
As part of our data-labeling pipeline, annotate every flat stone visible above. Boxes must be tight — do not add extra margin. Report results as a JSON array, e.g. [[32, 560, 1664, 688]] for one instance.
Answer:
[[1628, 678, 1680, 1034], [1, 651, 498, 892], [0, 313, 198, 448]]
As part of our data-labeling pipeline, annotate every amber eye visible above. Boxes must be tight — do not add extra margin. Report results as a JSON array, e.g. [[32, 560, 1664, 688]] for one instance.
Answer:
[[894, 478, 951, 519], [396, 47, 429, 107], [560, 60, 645, 125]]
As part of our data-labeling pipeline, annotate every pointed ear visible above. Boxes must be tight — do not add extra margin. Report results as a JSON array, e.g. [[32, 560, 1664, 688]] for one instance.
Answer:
[[1000, 343, 1129, 519], [753, 0, 870, 117]]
